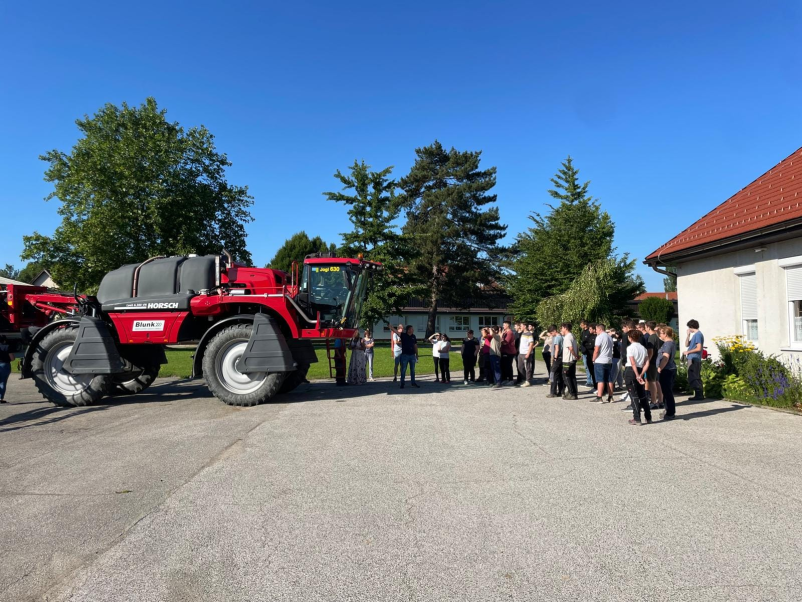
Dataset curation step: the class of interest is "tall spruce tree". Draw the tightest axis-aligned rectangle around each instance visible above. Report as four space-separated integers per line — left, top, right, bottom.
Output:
508 156 642 322
324 160 419 328
398 141 507 336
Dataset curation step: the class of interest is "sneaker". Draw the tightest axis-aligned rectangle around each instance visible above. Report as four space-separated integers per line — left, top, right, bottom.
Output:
464 380 469 385
594 397 603 403
628 419 642 426
660 411 675 420
521 382 531 387
621 405 633 411
546 394 558 398
542 382 550 387
649 403 659 410
492 384 503 389
411 383 420 388
400 384 405 389
606 395 614 403
645 418 653 424
565 395 578 400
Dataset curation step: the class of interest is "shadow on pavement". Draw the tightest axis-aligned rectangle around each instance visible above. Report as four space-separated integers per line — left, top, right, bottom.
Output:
285 379 475 403
0 380 205 433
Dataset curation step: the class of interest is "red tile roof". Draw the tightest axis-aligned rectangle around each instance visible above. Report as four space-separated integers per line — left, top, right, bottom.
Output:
634 292 678 301
647 147 802 261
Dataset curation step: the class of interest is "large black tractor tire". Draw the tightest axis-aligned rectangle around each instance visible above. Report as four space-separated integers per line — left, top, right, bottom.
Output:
110 364 161 396
201 323 286 407
30 327 112 407
279 362 310 394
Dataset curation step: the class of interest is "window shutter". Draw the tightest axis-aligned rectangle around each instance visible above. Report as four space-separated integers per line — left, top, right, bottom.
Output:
786 267 802 301
739 273 757 320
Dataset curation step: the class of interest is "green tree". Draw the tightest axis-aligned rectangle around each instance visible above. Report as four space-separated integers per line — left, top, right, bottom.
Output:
638 296 675 324
398 141 507 336
267 231 331 273
17 262 44 284
0 264 20 281
535 258 643 327
22 98 254 292
664 271 677 293
325 160 420 329
508 156 638 322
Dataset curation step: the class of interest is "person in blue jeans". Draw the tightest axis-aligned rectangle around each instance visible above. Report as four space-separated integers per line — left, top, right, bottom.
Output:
399 325 421 389
0 335 15 403
685 319 705 400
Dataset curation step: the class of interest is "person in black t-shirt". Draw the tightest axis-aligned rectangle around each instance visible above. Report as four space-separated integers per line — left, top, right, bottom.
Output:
0 335 15 403
461 330 480 384
398 326 420 389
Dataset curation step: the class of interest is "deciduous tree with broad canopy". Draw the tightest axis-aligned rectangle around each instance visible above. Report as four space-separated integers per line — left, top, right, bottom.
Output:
267 232 334 274
22 98 254 292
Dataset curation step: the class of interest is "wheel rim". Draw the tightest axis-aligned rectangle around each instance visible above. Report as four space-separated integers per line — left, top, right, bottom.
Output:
214 340 267 395
44 341 94 395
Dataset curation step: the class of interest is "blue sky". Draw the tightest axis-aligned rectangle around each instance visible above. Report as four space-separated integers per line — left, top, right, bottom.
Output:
1 0 800 290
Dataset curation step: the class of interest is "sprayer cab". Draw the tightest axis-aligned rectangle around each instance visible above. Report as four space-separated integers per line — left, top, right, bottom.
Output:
293 256 382 330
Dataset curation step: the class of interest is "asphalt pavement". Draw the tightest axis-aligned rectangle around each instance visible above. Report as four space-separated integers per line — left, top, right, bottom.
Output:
1 370 801 602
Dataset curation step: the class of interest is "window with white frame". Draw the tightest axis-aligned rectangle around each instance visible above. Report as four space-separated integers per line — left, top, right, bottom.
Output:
738 272 758 341
449 315 470 331
786 266 802 345
478 315 499 328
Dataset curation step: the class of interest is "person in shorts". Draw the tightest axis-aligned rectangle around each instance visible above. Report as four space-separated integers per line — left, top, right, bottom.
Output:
592 323 614 403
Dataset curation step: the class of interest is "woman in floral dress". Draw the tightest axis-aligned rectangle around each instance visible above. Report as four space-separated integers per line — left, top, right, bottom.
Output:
347 331 367 385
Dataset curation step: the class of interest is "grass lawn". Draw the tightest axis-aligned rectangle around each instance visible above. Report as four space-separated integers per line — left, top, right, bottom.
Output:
13 343 558 381
161 343 551 380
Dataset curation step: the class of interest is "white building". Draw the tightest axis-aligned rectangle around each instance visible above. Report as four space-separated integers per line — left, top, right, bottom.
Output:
371 295 510 341
645 146 802 359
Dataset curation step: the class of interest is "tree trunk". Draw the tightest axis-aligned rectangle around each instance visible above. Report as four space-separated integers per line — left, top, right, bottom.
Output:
426 265 439 338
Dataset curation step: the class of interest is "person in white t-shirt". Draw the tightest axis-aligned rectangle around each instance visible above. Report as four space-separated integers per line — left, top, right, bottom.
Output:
625 329 652 425
392 324 404 382
592 323 615 403
428 333 442 382
517 324 536 386
560 322 579 400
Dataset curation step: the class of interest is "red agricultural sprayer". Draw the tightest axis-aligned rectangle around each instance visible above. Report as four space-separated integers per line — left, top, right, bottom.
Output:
0 252 380 407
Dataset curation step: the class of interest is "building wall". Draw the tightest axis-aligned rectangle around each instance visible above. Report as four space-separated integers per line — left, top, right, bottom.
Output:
370 311 507 341
674 238 802 360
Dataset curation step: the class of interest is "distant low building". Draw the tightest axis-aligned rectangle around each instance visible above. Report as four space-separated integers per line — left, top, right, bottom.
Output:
371 293 510 340
627 292 679 330
0 276 29 289
32 269 58 288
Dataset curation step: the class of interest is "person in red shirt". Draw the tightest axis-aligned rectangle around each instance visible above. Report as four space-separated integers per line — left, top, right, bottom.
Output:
500 320 517 384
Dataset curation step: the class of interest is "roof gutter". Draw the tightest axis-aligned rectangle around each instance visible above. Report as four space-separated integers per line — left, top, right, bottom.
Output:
645 217 802 269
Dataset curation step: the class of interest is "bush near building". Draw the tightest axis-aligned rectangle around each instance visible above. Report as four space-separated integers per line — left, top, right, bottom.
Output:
674 336 802 410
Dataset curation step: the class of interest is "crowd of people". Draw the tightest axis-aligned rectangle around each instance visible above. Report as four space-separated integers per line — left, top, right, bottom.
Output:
339 317 706 426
